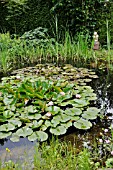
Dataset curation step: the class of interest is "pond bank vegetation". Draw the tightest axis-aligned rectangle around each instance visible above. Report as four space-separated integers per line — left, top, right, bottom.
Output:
0 134 113 170
0 30 113 75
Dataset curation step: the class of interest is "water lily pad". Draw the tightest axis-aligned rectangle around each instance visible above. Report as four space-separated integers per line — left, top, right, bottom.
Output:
0 132 12 139
74 118 92 129
32 120 44 129
25 105 37 113
10 134 20 142
0 123 15 132
61 114 71 122
51 118 60 127
50 125 66 135
73 99 89 106
28 131 48 142
0 65 99 141
65 108 82 116
82 107 100 120
82 112 98 120
3 97 13 105
61 121 72 128
3 110 14 118
85 107 100 114
16 126 33 137
8 119 22 127
46 106 61 115
40 125 48 131
45 120 51 127
27 113 41 120
0 115 7 122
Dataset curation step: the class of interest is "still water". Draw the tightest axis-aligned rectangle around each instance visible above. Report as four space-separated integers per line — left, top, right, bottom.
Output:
0 70 113 164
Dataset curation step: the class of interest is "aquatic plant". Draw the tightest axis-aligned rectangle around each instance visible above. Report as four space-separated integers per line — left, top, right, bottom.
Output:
0 64 100 142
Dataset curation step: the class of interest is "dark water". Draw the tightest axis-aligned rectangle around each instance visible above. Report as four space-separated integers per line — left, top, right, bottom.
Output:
61 71 113 148
0 69 113 163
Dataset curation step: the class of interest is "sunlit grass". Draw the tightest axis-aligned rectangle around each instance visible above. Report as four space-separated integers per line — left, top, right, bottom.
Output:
0 31 112 74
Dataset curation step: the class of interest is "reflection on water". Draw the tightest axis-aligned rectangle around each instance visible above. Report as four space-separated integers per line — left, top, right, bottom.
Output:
0 71 113 163
61 72 113 147
0 138 35 168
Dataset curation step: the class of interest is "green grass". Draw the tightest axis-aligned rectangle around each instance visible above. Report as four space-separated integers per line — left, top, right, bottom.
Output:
0 139 94 170
0 31 113 74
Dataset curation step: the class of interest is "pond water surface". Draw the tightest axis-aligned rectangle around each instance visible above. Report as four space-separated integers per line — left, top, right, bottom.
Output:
0 69 113 165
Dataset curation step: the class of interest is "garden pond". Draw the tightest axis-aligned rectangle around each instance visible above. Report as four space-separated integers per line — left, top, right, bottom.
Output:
0 63 113 163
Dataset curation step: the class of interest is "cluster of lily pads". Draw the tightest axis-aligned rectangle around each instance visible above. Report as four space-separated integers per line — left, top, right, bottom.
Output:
0 64 100 142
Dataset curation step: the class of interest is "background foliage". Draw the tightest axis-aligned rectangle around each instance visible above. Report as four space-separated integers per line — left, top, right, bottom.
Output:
0 0 113 45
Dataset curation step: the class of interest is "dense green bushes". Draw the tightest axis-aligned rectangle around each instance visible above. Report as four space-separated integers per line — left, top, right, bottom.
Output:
0 0 113 45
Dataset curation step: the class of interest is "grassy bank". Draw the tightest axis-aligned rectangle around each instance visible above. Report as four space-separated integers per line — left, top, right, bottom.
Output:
0 134 113 170
0 31 113 74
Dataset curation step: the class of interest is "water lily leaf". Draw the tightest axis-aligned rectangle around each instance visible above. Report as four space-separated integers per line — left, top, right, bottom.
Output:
61 114 71 122
25 105 37 113
84 79 92 82
82 107 100 120
45 120 51 127
28 131 48 142
88 96 97 101
0 115 7 122
27 113 41 120
40 125 47 131
16 126 33 137
32 120 44 129
0 123 15 132
19 117 31 123
3 97 13 105
36 131 48 141
71 116 80 121
50 125 66 135
51 119 60 127
5 105 16 111
82 112 98 120
85 107 100 114
73 99 89 106
59 101 70 106
0 132 12 139
74 118 92 129
65 108 82 116
10 134 20 142
57 94 72 102
61 121 72 129
8 119 22 127
0 106 4 112
3 110 14 118
46 106 61 115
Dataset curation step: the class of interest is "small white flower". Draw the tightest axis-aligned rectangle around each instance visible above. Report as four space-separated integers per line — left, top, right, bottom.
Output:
104 129 108 133
60 92 65 96
105 140 110 144
111 151 113 155
76 94 81 99
99 139 103 143
45 112 52 117
48 101 54 106
16 75 21 79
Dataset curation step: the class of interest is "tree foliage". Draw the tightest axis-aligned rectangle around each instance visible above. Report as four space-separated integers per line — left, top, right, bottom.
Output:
0 0 113 45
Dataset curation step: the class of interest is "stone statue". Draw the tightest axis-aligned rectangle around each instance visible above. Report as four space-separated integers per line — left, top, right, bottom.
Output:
93 32 99 50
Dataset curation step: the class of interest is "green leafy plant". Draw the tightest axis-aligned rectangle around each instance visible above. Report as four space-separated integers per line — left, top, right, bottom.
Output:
0 64 100 142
